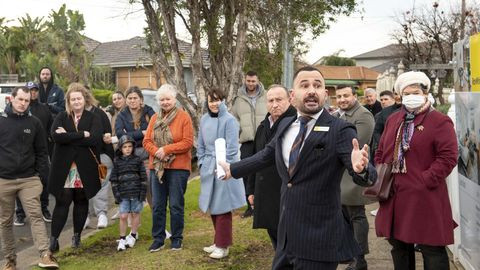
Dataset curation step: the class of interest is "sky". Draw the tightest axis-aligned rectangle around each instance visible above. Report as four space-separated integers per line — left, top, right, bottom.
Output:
0 0 468 64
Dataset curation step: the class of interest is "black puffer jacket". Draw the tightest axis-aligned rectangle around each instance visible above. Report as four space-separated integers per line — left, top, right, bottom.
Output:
110 136 147 202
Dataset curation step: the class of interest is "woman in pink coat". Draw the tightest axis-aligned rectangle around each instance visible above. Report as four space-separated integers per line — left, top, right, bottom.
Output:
374 71 458 270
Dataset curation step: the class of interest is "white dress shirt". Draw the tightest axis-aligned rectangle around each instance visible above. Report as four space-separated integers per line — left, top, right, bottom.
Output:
282 110 323 169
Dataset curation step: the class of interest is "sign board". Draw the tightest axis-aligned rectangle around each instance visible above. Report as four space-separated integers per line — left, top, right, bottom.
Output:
455 92 480 270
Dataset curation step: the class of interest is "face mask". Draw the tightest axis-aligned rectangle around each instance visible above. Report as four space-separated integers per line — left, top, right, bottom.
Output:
402 94 426 110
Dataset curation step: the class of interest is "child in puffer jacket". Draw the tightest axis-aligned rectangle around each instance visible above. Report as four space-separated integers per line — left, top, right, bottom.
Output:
110 135 147 251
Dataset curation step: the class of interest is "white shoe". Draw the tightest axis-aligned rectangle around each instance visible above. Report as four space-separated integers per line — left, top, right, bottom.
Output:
117 239 127 251
97 214 108 229
83 217 91 229
370 209 378 216
165 230 171 240
209 247 229 259
203 244 216 253
111 210 120 220
126 234 137 248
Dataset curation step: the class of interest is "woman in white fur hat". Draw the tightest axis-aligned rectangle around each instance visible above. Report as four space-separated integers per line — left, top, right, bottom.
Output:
374 71 458 270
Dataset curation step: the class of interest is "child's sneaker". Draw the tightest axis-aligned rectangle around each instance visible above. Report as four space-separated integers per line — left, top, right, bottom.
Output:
126 234 137 248
117 239 127 251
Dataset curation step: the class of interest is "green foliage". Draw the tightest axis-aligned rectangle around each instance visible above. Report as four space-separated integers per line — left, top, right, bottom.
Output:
243 47 282 87
434 103 451 115
0 5 91 85
319 50 356 66
93 89 113 108
320 55 356 66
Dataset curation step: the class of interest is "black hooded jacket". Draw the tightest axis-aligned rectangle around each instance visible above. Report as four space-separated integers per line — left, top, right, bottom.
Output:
110 136 148 202
38 67 65 115
0 104 49 179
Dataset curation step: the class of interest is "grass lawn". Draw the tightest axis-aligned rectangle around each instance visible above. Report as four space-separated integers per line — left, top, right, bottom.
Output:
37 178 274 270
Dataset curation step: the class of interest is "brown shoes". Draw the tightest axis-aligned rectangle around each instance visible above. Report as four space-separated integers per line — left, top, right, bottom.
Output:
38 251 59 269
3 260 16 270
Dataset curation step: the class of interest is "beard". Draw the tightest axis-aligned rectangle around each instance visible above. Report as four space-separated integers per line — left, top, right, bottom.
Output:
297 95 323 115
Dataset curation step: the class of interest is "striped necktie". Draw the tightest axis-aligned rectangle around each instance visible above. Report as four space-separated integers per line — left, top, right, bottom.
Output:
288 116 311 177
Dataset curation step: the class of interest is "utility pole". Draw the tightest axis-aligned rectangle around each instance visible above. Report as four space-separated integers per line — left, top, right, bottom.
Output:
281 6 293 89
460 0 466 40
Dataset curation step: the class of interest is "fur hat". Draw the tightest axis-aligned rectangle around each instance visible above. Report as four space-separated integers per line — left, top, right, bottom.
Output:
394 71 431 95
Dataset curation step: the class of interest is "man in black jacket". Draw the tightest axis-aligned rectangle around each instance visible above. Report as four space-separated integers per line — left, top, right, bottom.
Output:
363 88 382 116
0 86 59 269
247 84 296 250
38 67 65 116
14 82 54 226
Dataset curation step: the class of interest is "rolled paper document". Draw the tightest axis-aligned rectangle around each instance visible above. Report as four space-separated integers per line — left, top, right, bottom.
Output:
215 138 226 180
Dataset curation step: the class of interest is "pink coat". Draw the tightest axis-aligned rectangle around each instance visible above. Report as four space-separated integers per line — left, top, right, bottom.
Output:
374 107 458 246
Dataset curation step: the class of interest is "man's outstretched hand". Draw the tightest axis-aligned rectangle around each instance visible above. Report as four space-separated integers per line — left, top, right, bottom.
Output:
351 138 369 173
218 160 232 180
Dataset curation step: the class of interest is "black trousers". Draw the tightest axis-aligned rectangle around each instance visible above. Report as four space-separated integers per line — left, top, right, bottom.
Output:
16 175 50 218
388 238 450 270
267 228 278 250
51 188 89 237
342 205 369 254
240 141 254 211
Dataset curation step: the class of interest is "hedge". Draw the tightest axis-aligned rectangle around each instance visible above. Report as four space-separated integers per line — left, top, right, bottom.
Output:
93 89 113 108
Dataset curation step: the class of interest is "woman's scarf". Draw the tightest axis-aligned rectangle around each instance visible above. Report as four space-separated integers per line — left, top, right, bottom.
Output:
152 106 178 181
392 100 431 173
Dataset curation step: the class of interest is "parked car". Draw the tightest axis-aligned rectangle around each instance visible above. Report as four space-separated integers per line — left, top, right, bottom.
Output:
0 83 25 111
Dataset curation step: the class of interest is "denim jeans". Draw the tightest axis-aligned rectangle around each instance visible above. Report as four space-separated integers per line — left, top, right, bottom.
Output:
150 169 189 244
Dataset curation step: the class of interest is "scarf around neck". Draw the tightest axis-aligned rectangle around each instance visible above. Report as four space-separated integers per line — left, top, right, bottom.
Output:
152 107 178 181
392 100 432 173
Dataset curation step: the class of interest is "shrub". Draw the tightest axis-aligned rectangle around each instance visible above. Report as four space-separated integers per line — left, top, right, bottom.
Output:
93 89 113 108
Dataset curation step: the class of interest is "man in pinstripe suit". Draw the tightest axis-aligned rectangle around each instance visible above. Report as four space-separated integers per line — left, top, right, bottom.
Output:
220 66 376 270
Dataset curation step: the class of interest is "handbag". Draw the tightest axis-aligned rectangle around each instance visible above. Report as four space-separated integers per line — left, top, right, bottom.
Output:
362 163 394 201
89 148 108 184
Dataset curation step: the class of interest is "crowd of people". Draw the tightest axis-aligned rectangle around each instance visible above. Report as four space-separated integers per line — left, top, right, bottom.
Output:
0 65 458 270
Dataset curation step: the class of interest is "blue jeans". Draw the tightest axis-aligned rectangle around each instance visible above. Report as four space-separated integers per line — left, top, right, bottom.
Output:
119 198 144 213
150 169 189 244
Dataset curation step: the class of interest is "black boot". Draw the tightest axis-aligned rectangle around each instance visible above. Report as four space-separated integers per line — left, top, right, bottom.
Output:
72 233 81 248
346 255 368 270
49 237 59 253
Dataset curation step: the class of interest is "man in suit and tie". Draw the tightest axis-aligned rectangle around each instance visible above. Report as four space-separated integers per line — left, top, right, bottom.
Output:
220 66 376 270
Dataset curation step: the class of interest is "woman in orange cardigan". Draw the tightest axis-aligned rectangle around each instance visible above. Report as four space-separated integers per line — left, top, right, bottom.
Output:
143 84 194 252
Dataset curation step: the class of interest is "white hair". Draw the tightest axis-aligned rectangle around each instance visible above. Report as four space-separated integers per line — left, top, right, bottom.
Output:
364 88 376 96
156 84 177 102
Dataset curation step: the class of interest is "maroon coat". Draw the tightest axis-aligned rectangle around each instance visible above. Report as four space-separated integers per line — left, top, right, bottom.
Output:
374 107 458 246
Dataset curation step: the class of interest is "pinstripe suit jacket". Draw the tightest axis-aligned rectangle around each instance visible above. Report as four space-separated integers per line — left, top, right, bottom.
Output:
231 109 376 262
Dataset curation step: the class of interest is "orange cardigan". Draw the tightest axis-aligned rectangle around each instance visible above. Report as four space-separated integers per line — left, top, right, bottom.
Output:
143 109 194 172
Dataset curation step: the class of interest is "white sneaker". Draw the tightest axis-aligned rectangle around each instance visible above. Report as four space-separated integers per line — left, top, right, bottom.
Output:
83 217 91 229
97 214 108 229
370 209 378 216
209 247 229 259
165 230 171 240
203 244 216 253
117 239 127 251
126 234 137 248
111 210 120 220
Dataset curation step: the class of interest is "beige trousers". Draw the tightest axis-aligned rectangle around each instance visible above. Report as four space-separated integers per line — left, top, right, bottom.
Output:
0 176 49 262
